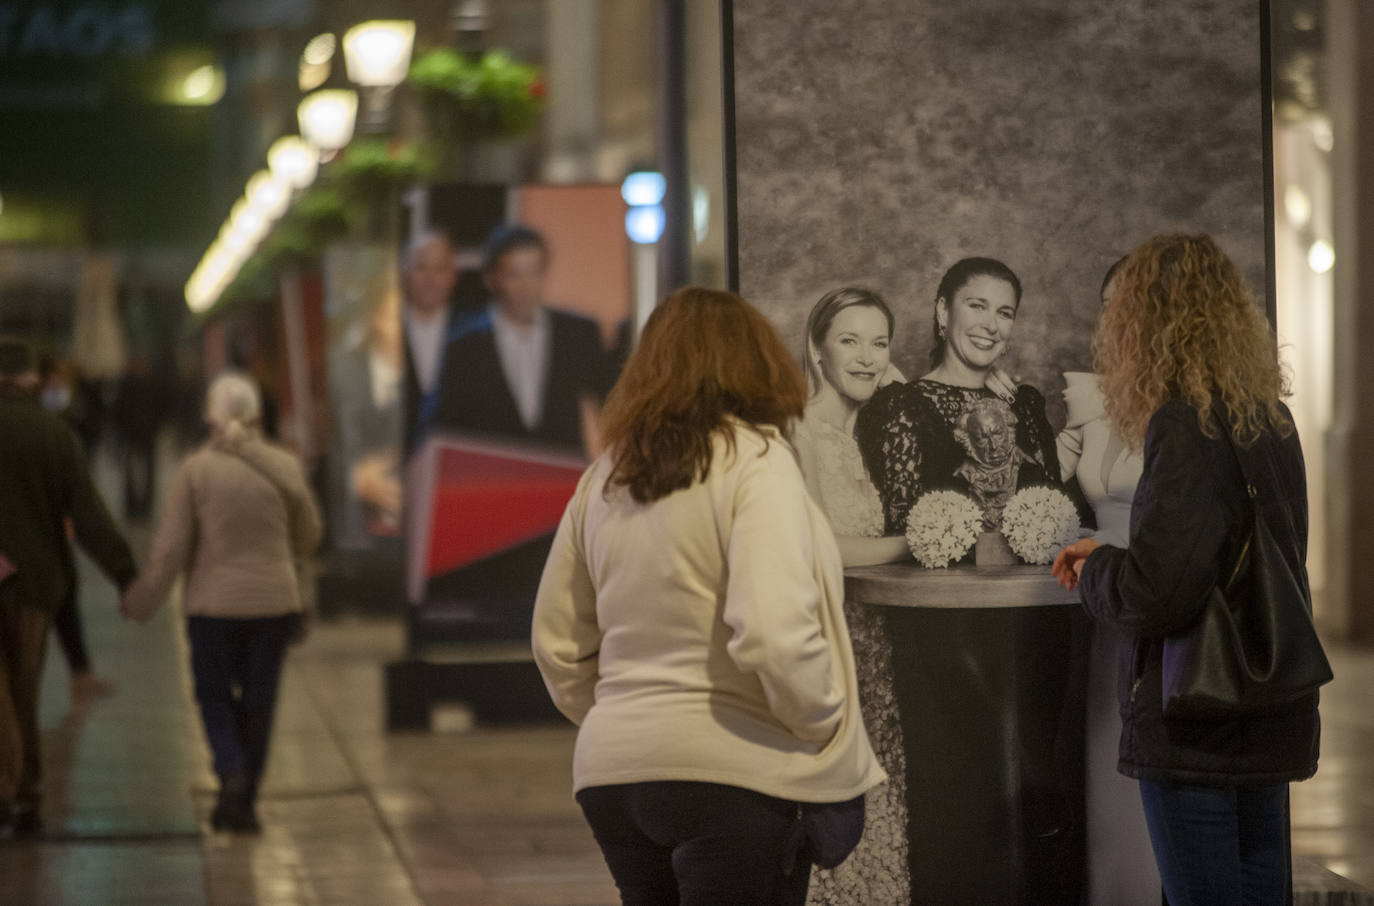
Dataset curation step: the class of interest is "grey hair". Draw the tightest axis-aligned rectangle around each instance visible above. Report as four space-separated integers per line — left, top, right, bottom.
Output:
403 230 456 273
205 371 262 431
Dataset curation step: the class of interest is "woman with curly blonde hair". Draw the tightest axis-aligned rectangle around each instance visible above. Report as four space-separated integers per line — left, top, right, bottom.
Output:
1053 234 1318 906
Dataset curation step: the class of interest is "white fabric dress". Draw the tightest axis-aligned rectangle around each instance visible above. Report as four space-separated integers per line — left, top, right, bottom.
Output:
1057 372 1160 906
793 415 911 906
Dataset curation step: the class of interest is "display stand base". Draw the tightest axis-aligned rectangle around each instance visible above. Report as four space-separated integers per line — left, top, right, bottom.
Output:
384 599 562 731
384 647 562 730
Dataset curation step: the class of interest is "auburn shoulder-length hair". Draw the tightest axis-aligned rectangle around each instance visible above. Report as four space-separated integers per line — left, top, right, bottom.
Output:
599 287 807 503
1093 233 1292 450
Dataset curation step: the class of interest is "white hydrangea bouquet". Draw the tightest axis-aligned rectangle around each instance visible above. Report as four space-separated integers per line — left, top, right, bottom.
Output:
1000 486 1081 565
904 490 983 568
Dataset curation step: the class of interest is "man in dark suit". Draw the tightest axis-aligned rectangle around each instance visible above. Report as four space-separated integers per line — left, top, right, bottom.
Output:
0 337 136 838
426 225 612 457
403 231 462 456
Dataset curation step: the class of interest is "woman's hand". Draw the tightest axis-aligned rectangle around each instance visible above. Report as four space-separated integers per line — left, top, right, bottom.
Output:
1051 538 1100 591
350 451 403 517
985 366 1019 403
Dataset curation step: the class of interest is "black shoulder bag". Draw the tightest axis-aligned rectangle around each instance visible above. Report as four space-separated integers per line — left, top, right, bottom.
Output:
1160 406 1333 719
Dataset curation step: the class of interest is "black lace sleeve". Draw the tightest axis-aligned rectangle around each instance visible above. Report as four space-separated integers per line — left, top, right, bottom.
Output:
856 383 942 535
1011 384 1062 486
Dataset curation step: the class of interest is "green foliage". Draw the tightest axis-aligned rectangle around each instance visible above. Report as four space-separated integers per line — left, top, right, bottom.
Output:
333 139 428 203
407 49 545 141
260 186 353 267
197 142 430 319
212 250 276 313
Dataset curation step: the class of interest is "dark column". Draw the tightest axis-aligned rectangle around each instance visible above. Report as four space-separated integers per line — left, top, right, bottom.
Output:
656 0 691 296
1324 0 1374 642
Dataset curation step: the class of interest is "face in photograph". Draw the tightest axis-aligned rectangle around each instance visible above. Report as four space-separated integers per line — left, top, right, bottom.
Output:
937 275 1019 372
406 236 458 319
487 245 548 323
818 305 891 404
959 402 1017 468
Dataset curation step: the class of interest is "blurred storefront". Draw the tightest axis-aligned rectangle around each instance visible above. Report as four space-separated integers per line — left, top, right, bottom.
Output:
1 1 1372 645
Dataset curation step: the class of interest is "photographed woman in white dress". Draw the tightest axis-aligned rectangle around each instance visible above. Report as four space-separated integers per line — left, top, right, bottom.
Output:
792 287 910 905
1056 261 1160 905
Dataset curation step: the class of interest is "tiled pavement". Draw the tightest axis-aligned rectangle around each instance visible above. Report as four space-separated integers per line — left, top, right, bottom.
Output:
5 554 1372 905
0 546 618 906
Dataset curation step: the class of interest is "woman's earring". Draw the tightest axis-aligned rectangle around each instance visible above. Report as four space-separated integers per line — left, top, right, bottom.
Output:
937 324 946 339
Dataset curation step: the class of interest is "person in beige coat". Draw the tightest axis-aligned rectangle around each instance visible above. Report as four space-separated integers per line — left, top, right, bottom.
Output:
533 288 885 905
121 372 321 833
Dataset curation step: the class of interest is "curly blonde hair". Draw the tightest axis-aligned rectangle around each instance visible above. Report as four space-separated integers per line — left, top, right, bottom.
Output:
1093 233 1291 450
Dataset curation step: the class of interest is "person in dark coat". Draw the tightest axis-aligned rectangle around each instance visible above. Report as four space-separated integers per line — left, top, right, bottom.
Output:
425 225 613 457
1053 234 1318 906
401 230 462 457
0 337 137 838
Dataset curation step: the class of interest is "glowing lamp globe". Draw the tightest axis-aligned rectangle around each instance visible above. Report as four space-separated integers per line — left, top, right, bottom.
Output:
342 21 415 88
268 136 318 190
297 90 357 153
246 170 291 221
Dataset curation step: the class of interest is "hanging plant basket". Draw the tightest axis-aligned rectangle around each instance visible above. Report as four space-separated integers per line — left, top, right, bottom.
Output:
407 49 546 145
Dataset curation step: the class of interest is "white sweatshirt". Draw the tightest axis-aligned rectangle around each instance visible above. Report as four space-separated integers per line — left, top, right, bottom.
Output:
532 421 885 804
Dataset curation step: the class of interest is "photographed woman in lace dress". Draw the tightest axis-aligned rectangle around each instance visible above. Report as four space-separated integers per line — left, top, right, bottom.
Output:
792 287 909 905
854 258 1062 535
853 258 1077 898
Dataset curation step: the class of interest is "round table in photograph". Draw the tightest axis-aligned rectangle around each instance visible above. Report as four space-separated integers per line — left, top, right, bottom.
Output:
844 563 1091 905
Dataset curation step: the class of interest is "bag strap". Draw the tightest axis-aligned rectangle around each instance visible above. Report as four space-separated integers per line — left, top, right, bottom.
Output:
219 439 299 520
1207 397 1259 504
1207 397 1259 594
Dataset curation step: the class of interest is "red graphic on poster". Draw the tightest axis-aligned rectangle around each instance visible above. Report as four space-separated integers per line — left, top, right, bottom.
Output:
407 435 586 602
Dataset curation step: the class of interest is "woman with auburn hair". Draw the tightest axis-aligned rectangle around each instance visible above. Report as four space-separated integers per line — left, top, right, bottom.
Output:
1054 234 1319 906
533 287 885 905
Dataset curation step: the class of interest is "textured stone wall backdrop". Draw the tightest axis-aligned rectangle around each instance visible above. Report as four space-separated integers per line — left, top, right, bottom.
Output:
732 0 1268 430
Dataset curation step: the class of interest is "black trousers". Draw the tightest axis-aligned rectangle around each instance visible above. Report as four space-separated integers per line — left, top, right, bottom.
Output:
186 614 295 799
576 781 810 906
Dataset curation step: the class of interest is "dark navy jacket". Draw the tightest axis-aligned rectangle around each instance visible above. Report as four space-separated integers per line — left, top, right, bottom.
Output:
424 307 611 455
1078 397 1320 786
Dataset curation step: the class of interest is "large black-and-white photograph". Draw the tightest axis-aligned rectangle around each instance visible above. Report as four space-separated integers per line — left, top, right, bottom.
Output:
732 0 1271 902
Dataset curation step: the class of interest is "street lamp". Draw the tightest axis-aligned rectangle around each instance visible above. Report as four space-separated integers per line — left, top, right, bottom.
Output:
297 89 357 156
342 20 415 132
246 170 292 221
299 32 336 92
268 136 319 190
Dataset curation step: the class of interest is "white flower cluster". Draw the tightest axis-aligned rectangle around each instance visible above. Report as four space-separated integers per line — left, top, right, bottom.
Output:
904 490 982 568
1001 486 1081 565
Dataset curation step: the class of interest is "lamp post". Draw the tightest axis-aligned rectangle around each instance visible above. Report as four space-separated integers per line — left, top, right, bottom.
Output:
342 20 415 133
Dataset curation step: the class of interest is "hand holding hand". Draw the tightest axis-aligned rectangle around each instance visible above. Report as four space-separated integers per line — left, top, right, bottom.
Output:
118 584 155 623
1051 538 1100 591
